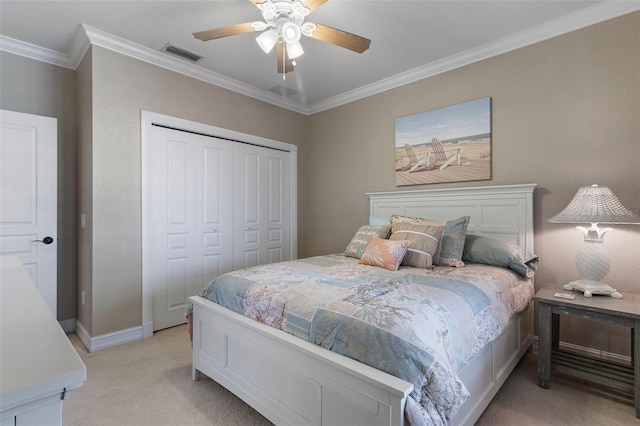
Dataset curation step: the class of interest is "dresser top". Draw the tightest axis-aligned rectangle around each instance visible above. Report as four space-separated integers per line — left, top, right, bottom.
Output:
1 256 86 410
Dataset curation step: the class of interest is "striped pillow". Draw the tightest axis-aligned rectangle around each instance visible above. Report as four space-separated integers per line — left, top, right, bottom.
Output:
391 214 469 267
389 221 445 268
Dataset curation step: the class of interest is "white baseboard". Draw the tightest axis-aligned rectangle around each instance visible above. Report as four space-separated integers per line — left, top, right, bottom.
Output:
75 321 91 351
75 321 144 352
142 321 154 339
533 336 631 364
70 324 630 362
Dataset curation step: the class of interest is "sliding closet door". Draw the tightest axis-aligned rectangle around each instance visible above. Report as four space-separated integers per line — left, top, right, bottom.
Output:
234 144 290 269
146 126 233 331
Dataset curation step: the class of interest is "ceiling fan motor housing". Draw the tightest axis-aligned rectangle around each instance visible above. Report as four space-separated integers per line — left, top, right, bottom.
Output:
260 1 309 28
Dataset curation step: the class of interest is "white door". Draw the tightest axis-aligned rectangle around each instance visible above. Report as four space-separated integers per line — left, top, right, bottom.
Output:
146 125 233 331
234 144 290 269
0 110 57 316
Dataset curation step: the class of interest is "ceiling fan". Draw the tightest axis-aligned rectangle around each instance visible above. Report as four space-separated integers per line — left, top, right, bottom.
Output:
193 0 371 77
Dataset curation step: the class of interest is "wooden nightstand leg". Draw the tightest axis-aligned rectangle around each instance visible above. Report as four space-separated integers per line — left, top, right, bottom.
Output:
634 320 639 419
538 302 552 389
632 326 635 367
552 313 560 349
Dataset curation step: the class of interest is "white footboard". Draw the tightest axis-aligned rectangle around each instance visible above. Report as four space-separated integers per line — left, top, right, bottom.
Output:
190 295 413 426
190 296 532 426
452 302 534 425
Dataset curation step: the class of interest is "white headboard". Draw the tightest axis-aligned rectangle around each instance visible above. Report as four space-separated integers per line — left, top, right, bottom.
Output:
368 184 536 254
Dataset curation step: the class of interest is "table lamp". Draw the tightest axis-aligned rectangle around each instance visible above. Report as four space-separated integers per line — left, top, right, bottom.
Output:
548 184 640 298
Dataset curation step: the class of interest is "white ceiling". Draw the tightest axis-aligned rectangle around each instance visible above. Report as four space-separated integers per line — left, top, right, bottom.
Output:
1 1 638 114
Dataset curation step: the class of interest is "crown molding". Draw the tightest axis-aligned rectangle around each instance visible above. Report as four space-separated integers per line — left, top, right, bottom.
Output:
307 1 640 114
0 35 76 69
1 2 638 115
68 25 92 69
81 25 308 114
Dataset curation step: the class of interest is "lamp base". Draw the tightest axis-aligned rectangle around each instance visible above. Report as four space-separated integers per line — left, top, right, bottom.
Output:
564 280 622 298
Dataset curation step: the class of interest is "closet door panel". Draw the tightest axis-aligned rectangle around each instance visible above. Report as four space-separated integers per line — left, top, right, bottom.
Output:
150 130 198 330
266 154 289 264
148 126 233 331
234 144 289 269
234 149 261 269
200 142 234 286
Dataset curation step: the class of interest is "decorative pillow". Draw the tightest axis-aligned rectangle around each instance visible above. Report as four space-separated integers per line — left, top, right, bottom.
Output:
369 216 391 226
437 216 470 267
389 221 445 268
391 214 469 267
390 214 422 225
359 237 411 271
345 225 392 259
462 235 539 278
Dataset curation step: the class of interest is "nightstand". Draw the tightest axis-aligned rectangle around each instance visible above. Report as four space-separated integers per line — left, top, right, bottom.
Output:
534 285 640 419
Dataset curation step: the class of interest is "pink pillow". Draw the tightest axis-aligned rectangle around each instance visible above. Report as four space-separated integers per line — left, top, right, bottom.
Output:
359 237 411 271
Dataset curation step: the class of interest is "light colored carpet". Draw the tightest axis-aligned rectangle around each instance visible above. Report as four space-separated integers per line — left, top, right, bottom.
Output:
64 325 637 425
475 349 637 425
64 325 271 426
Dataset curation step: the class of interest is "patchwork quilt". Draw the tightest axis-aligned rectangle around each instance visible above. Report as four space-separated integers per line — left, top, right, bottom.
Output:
198 254 534 425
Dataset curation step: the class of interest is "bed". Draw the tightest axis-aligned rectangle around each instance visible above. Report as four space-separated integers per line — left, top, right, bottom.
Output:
189 183 537 426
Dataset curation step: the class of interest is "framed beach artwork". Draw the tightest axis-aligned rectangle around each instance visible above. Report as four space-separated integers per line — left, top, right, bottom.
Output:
395 97 492 186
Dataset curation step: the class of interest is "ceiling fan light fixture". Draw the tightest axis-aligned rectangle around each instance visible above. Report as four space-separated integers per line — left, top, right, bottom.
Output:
301 22 317 37
251 21 268 31
286 41 304 59
258 1 276 13
256 29 279 54
291 1 310 17
281 21 301 44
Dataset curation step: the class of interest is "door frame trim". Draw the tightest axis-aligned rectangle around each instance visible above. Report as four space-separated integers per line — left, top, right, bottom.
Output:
141 110 298 337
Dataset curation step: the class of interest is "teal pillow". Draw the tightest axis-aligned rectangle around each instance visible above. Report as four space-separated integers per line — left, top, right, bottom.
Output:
462 235 538 278
369 216 391 226
436 216 470 267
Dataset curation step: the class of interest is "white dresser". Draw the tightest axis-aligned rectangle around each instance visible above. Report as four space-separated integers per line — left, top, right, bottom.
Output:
1 256 86 425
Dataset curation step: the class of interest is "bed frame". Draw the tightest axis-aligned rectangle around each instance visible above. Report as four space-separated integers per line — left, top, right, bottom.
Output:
190 183 536 426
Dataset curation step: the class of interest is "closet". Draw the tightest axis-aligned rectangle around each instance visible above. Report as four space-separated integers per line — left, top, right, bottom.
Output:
143 120 294 331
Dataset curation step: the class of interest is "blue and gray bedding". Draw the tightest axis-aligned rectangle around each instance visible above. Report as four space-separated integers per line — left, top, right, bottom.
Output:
197 254 534 425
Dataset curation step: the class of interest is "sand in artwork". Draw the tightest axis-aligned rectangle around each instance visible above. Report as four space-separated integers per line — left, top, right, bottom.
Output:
394 141 491 186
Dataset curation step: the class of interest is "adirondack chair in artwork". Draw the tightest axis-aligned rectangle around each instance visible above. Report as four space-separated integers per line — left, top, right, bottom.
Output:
424 138 462 171
395 143 427 171
398 140 464 173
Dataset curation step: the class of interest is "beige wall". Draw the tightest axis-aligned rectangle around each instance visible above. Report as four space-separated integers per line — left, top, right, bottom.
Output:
1 12 637 356
306 12 640 355
85 46 308 336
0 51 79 323
76 49 93 332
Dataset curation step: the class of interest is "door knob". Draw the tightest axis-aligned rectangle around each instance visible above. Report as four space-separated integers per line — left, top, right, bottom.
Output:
32 236 54 245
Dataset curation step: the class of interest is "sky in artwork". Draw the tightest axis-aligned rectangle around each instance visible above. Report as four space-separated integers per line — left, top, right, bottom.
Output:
395 97 491 148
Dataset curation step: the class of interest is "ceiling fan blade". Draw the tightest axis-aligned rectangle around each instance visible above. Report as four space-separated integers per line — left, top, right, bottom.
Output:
276 43 294 74
193 23 257 41
303 0 330 12
310 24 371 53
